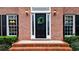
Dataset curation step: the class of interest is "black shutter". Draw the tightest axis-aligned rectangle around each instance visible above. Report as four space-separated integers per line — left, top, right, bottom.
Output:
2 15 7 36
0 15 1 36
63 15 65 38
17 15 19 36
75 15 79 35
63 15 65 35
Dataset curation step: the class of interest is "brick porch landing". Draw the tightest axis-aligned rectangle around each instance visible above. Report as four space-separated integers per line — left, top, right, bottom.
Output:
9 40 72 51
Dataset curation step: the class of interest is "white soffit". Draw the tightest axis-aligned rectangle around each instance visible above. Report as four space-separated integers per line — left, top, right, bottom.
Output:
31 7 51 13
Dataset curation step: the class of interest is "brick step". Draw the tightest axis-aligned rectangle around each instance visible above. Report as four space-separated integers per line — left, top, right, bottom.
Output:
12 43 69 47
9 40 72 51
9 47 72 51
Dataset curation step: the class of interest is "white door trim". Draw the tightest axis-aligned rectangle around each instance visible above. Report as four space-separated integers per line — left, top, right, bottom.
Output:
31 7 51 39
31 13 51 39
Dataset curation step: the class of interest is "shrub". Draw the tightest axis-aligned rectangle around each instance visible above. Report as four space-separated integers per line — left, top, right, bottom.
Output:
64 36 79 44
0 36 17 51
64 36 79 51
0 36 17 44
70 42 79 51
0 44 11 51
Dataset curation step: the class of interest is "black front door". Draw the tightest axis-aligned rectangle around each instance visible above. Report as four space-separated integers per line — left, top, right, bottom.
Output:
35 13 46 38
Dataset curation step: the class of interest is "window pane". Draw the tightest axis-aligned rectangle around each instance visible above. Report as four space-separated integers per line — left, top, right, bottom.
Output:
8 15 17 36
47 14 50 35
32 14 34 35
64 15 73 35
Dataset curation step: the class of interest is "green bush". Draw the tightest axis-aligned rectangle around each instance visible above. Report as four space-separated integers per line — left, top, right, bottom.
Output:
0 45 11 51
64 36 79 44
0 36 17 44
0 36 17 51
70 42 79 51
64 36 79 51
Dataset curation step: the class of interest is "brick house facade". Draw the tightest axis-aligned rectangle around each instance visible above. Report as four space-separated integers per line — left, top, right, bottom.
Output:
0 7 79 41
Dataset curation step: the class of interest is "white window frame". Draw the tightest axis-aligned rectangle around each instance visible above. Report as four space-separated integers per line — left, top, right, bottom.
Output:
31 7 51 39
7 15 17 36
64 15 75 37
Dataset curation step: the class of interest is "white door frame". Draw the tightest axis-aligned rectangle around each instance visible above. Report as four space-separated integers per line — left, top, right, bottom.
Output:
31 7 51 39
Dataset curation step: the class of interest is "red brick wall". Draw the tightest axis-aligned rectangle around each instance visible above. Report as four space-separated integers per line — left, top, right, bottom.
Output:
51 7 64 40
18 7 79 40
0 7 79 40
18 7 30 40
0 7 31 40
0 7 18 14
64 7 79 14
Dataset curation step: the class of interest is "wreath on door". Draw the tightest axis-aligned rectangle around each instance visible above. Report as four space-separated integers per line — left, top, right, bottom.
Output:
37 17 44 24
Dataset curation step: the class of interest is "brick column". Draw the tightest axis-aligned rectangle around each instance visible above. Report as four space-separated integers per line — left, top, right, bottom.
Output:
18 7 31 40
51 7 64 40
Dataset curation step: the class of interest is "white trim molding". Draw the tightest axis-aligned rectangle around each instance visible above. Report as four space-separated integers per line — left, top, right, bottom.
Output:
31 7 51 39
31 7 51 13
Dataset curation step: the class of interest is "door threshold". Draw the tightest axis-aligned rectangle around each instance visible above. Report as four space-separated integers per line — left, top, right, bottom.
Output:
31 39 51 41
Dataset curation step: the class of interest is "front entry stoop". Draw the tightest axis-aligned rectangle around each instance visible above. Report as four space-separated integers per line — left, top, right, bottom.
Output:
9 40 72 51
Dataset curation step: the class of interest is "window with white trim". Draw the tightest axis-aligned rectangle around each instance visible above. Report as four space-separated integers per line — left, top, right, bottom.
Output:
64 15 75 36
7 15 17 36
